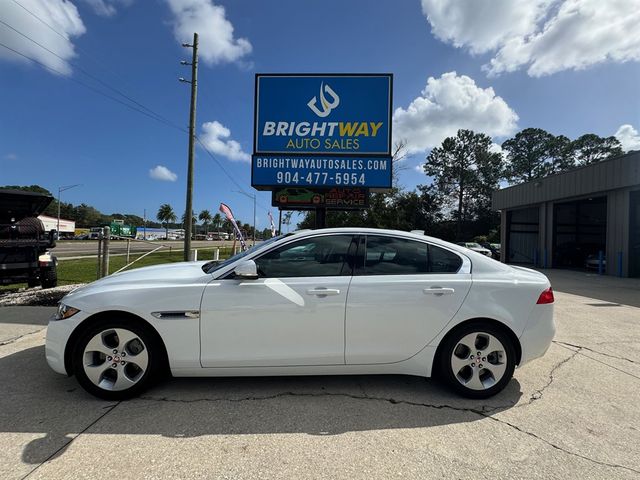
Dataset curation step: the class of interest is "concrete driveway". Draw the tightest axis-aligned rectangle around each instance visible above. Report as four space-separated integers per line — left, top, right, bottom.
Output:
0 272 639 479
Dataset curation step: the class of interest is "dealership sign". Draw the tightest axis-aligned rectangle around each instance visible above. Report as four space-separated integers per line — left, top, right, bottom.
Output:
272 187 369 210
252 74 393 190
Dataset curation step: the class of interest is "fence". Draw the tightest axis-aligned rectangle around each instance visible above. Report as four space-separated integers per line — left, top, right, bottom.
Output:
95 226 230 279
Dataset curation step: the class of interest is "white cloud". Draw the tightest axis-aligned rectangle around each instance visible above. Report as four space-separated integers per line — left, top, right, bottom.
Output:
422 0 640 77
421 0 550 55
200 121 250 162
489 142 505 156
0 0 86 75
149 165 178 182
82 0 132 17
4 153 18 161
392 72 518 154
615 124 640 152
165 0 251 66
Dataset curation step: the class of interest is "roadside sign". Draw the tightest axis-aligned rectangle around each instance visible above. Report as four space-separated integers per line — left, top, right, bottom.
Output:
272 187 369 210
252 74 393 190
252 154 391 189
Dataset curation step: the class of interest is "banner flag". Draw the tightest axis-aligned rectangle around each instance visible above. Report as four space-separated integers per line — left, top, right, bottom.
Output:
268 211 276 237
219 203 247 251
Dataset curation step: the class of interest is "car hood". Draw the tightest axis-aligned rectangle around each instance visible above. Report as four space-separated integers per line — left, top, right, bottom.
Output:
62 261 212 303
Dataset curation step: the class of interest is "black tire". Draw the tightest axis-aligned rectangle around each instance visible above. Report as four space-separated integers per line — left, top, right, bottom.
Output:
72 318 164 400
438 322 516 399
40 267 57 289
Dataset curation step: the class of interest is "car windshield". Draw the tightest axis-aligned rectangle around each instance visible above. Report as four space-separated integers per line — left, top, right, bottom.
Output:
467 243 483 248
201 234 287 274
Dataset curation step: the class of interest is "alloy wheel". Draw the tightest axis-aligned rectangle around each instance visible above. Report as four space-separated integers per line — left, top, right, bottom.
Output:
450 332 507 390
82 328 149 391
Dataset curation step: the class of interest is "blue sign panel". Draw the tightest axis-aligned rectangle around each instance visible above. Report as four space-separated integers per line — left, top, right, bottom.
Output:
254 74 392 156
252 154 392 189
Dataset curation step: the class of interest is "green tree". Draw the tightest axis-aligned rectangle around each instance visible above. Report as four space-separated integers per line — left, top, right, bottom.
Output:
198 209 212 234
157 204 177 239
571 134 623 165
502 128 555 184
424 129 503 241
211 212 222 231
547 134 575 173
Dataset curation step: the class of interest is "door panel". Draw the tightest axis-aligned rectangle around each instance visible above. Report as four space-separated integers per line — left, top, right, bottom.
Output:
345 235 471 364
200 234 355 367
200 276 350 367
346 274 470 364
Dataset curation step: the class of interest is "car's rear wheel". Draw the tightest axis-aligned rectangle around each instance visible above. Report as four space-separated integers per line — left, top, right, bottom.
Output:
72 320 162 400
438 322 516 399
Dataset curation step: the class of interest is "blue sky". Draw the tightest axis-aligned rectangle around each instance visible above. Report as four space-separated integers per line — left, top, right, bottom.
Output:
1 0 639 228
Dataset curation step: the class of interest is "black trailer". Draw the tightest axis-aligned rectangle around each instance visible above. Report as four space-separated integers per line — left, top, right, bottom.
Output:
0 189 58 288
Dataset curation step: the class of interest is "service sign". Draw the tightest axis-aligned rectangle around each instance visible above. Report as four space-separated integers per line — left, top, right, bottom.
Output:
272 187 369 210
252 74 393 190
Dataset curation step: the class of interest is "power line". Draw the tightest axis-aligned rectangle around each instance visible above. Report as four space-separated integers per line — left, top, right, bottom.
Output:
9 0 147 96
4 3 266 212
194 135 271 213
0 41 186 132
0 17 185 132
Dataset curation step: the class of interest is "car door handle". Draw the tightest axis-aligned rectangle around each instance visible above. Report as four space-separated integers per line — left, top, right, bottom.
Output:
306 288 340 296
423 287 455 296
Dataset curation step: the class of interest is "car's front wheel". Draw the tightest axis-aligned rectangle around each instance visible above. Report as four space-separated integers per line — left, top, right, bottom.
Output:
72 320 163 400
439 323 516 399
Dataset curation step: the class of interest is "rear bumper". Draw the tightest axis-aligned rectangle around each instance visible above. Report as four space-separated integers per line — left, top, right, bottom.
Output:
518 304 555 366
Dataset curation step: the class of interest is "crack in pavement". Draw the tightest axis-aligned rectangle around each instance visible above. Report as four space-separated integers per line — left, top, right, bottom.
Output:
554 340 639 365
520 349 580 406
137 390 639 474
554 342 640 381
0 327 46 347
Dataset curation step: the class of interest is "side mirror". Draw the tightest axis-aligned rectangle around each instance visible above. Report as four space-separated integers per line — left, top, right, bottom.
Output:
233 260 259 280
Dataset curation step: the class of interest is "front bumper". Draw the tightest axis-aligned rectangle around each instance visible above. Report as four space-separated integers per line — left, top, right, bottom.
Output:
45 312 88 375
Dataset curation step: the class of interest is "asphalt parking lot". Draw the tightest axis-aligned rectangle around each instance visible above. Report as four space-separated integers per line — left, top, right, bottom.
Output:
1 270 639 479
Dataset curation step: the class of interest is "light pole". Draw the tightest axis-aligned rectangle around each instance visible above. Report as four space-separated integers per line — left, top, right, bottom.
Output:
234 190 256 246
57 184 81 239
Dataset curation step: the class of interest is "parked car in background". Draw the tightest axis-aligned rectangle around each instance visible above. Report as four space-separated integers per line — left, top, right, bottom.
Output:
480 242 501 260
457 242 492 257
47 228 555 401
585 254 606 271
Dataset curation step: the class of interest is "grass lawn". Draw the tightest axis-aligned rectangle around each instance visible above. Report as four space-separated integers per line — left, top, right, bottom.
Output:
0 247 234 291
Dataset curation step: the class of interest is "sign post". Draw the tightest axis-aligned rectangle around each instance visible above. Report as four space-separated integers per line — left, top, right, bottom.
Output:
252 74 393 227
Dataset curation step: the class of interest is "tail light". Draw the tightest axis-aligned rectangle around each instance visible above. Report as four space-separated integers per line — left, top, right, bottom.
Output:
536 287 554 304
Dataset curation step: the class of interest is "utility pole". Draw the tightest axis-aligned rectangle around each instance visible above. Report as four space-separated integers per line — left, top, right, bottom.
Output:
179 32 198 261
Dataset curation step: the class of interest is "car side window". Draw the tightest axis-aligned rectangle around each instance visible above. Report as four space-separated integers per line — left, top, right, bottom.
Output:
428 244 463 273
356 236 462 275
254 235 355 278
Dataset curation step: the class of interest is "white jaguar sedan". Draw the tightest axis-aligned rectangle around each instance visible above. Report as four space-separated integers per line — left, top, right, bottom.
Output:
46 228 555 400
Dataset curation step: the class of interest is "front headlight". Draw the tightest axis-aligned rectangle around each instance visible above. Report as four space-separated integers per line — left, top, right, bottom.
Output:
55 303 80 320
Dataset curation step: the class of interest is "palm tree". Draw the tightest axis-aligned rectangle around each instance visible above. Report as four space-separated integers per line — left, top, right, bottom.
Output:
199 210 212 235
211 212 222 232
157 204 177 240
